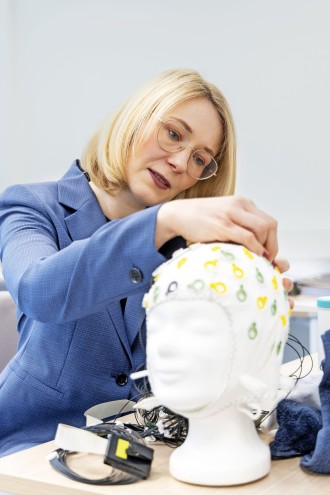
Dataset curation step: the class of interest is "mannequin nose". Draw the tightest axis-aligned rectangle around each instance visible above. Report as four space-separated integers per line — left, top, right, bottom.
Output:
155 327 177 359
157 336 175 359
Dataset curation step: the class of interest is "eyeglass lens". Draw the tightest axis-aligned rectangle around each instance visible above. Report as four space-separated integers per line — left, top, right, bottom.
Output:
157 120 218 180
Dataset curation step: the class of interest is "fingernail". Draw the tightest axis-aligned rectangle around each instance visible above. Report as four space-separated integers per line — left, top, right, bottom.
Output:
262 251 269 260
263 251 277 268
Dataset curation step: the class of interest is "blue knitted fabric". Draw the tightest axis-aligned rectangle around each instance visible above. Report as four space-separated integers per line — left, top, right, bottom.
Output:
300 329 330 474
270 399 322 459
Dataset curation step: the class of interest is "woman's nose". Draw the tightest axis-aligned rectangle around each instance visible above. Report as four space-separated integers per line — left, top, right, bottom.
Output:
167 147 191 173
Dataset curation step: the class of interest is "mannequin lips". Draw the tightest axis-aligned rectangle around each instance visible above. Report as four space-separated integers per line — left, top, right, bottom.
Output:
148 169 171 190
153 368 184 384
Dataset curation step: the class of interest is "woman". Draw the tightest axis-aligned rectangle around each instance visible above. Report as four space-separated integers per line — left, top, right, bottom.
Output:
0 69 291 456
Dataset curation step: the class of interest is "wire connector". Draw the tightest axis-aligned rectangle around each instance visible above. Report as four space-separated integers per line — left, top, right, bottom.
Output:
104 430 154 479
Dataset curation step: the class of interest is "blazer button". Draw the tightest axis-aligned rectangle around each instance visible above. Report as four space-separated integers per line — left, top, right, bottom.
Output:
116 373 128 386
129 267 143 283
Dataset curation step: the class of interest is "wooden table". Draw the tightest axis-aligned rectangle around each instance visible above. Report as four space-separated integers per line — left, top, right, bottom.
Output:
0 434 329 495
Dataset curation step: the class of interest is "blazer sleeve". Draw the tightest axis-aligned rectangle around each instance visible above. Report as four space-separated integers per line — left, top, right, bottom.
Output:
0 184 168 324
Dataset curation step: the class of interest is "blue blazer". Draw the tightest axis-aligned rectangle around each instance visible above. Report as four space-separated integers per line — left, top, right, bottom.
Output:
0 161 184 457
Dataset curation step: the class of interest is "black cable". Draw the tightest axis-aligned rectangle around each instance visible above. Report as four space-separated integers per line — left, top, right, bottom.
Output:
48 449 137 485
258 333 315 427
285 334 314 379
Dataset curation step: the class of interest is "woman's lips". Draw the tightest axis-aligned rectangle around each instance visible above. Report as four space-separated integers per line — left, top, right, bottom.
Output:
148 169 171 190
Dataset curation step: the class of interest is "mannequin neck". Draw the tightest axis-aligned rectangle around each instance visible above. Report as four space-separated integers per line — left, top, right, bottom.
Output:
169 406 270 486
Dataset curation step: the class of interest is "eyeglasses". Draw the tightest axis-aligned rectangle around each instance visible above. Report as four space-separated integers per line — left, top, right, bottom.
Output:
157 119 218 180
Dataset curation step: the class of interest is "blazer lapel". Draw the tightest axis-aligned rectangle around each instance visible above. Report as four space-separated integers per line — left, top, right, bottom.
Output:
57 162 133 364
58 162 107 241
124 293 146 347
108 303 133 365
64 199 106 241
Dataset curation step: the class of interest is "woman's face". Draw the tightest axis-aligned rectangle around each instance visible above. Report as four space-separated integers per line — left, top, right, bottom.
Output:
125 97 223 208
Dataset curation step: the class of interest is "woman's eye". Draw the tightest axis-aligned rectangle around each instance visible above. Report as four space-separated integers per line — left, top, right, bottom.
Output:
193 154 205 167
168 129 180 142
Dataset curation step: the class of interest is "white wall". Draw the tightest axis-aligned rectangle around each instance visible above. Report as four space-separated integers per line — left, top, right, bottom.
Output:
1 0 330 270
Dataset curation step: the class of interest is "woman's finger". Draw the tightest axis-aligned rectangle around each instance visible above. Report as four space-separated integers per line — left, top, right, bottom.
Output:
213 221 266 257
274 258 290 274
282 277 294 293
229 200 278 259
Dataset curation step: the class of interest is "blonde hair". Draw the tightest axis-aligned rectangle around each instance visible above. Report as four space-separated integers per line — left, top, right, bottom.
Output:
81 69 236 199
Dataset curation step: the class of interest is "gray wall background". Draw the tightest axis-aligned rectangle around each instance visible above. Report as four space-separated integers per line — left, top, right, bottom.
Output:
1 0 330 273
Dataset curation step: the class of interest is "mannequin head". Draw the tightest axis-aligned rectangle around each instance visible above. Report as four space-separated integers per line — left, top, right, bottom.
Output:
144 242 290 418
142 242 290 485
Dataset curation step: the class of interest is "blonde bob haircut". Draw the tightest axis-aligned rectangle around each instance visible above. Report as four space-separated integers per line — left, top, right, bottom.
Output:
81 69 236 199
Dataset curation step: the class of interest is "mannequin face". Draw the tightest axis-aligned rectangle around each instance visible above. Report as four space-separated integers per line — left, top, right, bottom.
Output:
146 300 231 413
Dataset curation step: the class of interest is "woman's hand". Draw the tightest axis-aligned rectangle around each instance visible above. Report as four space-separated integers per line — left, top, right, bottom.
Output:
273 257 294 310
156 196 278 260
